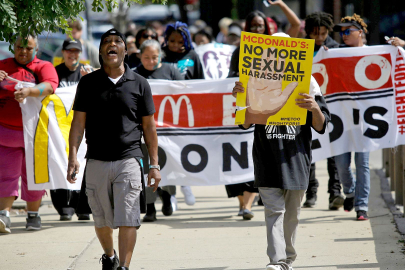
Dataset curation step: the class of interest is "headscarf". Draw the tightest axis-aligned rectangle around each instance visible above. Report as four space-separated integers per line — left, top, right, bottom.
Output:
163 21 194 51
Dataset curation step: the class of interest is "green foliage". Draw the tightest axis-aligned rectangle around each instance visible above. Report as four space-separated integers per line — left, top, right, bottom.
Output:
0 0 167 47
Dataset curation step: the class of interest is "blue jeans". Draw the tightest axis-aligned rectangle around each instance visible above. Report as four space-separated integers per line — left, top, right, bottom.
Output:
334 152 370 211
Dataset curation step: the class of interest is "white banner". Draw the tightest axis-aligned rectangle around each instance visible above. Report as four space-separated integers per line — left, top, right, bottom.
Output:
23 78 255 190
139 78 255 186
311 45 405 162
23 46 405 190
195 43 236 80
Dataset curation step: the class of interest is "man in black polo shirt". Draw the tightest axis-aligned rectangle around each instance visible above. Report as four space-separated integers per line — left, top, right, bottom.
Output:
67 29 161 270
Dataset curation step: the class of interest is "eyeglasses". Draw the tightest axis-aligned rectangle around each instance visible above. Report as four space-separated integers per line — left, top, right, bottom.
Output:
250 25 265 31
339 29 359 37
142 33 157 39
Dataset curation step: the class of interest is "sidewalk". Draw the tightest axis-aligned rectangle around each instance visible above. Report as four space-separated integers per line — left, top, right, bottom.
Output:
1 150 405 270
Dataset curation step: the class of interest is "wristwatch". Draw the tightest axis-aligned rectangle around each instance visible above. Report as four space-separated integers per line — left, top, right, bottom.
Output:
149 165 160 171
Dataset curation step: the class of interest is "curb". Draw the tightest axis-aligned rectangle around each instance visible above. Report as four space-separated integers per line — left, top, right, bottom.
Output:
376 169 405 239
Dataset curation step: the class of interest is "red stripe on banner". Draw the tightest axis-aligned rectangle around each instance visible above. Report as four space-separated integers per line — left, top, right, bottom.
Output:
314 53 393 95
153 93 233 128
394 49 405 134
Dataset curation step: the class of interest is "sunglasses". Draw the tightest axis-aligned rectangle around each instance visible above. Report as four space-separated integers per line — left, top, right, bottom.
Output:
339 29 359 37
142 33 157 39
250 25 265 31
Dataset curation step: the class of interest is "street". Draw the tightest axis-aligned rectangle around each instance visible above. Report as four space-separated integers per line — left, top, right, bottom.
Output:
1 150 404 270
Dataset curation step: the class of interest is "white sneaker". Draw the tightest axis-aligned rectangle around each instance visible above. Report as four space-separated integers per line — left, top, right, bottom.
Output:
181 186 195 205
171 195 178 212
266 264 283 270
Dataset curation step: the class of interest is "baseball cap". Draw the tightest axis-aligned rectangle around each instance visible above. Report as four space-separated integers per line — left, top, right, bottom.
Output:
99 28 127 51
333 20 363 32
228 25 242 37
62 38 82 51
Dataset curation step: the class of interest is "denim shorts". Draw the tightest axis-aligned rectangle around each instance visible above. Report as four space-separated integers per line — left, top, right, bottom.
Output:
85 158 142 229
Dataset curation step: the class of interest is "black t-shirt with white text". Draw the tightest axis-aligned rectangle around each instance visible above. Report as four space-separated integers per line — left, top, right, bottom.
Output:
55 63 84 87
73 64 156 161
162 48 205 80
250 95 330 190
134 63 183 80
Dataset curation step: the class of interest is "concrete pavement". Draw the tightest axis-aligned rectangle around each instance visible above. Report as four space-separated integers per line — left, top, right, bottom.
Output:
1 150 405 270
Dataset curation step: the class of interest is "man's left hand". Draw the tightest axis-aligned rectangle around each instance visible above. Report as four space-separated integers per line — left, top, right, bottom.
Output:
295 93 319 112
14 87 31 103
148 168 161 192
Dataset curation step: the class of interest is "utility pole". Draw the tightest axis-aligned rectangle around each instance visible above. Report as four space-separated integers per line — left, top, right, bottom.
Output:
300 0 307 19
333 0 342 42
177 0 189 24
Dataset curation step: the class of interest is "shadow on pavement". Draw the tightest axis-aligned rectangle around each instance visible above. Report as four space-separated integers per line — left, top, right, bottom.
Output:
368 169 405 269
0 219 94 235
143 215 265 229
293 263 380 268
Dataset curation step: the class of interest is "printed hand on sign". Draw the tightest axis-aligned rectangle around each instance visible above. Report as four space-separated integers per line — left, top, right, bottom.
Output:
245 47 298 124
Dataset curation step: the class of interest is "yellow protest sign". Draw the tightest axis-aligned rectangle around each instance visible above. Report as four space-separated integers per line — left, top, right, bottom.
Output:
235 32 314 126
53 56 90 67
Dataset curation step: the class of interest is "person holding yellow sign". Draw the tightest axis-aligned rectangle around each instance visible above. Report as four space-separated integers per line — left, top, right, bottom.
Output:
225 6 301 220
232 32 330 270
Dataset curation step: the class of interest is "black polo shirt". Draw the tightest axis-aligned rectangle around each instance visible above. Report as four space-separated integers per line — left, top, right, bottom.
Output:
73 64 155 161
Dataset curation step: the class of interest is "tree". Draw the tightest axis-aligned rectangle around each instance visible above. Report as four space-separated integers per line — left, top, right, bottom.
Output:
0 0 166 47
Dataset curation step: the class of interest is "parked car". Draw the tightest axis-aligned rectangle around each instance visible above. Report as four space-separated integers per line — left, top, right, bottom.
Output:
0 32 65 63
90 24 114 47
0 41 13 60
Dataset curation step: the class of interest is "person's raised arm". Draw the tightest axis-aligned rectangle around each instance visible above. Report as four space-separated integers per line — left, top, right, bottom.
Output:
271 0 301 38
67 111 86 183
142 114 161 192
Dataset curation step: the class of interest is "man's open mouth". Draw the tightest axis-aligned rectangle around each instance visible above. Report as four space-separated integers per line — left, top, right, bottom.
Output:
107 49 117 55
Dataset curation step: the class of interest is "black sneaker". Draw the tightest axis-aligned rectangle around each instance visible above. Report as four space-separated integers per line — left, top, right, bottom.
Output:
143 212 157 222
100 250 119 270
143 203 157 222
77 214 91 220
356 210 369 221
26 214 41 231
0 214 11 233
343 197 355 212
303 194 317 208
160 191 173 216
60 215 72 221
329 194 344 210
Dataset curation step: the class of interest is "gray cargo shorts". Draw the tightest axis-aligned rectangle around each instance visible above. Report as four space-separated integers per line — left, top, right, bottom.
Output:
85 158 142 229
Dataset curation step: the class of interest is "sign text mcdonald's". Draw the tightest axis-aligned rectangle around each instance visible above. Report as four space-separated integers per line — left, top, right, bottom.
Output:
154 93 236 128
